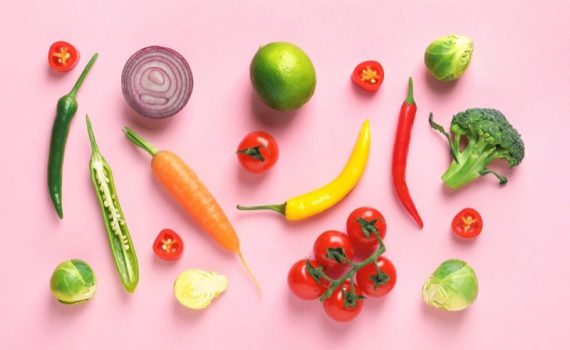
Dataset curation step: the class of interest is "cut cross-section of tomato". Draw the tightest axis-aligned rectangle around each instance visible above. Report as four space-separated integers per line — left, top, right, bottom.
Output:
452 208 483 239
153 229 184 260
48 41 79 72
351 60 384 92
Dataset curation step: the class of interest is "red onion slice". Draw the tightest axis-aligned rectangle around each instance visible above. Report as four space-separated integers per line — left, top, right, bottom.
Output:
122 46 193 118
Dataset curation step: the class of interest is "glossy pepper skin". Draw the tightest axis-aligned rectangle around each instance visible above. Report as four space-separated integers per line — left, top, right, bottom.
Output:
48 53 98 218
392 77 423 228
237 120 370 220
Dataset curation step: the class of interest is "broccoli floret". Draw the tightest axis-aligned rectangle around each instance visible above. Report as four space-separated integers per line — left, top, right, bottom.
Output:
429 108 525 189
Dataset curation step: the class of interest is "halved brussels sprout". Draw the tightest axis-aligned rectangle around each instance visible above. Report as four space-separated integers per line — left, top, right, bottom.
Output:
50 259 96 304
422 259 478 311
424 34 474 81
174 269 228 310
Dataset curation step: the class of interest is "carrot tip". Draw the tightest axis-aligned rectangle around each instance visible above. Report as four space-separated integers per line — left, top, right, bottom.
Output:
237 252 262 296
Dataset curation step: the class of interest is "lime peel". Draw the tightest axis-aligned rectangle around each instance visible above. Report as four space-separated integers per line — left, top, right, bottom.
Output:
174 269 228 310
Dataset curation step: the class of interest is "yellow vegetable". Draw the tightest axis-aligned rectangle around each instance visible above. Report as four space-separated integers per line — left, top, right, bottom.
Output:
237 120 370 220
174 269 228 310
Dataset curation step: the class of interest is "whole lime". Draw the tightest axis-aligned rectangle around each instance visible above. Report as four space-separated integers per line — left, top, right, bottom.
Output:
250 42 316 111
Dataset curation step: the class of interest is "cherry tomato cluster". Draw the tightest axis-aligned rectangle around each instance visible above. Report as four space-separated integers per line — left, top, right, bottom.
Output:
288 207 396 322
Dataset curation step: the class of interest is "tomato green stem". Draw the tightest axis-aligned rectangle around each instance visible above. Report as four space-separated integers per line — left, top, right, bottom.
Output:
314 232 386 302
70 53 98 97
236 203 286 215
237 146 265 161
122 127 158 156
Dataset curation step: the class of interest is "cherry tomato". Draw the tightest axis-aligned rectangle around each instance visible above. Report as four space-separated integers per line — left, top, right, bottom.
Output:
237 131 279 173
288 259 328 300
351 60 384 93
313 231 354 270
452 208 483 239
48 41 79 72
323 281 364 322
356 256 397 297
346 207 387 250
153 229 184 260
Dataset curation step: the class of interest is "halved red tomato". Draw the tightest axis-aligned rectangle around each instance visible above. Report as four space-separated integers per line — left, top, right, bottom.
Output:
351 60 384 92
48 41 79 72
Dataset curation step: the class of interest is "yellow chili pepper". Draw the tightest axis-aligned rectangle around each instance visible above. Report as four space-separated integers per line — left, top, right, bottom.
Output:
237 120 370 220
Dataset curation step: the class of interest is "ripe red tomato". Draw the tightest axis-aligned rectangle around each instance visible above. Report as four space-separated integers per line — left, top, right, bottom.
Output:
452 208 483 239
153 229 184 260
351 60 384 93
48 41 79 72
346 207 387 250
356 256 397 297
237 131 279 173
288 259 327 300
323 281 364 322
313 231 354 270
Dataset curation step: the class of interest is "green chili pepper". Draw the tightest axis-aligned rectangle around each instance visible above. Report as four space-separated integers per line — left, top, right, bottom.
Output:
48 53 98 219
86 116 139 293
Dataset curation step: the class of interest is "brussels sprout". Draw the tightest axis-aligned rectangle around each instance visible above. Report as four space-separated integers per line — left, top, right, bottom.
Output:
422 259 478 311
50 259 96 304
424 34 474 81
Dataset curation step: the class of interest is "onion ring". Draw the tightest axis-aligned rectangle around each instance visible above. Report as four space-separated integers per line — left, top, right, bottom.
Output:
121 46 193 118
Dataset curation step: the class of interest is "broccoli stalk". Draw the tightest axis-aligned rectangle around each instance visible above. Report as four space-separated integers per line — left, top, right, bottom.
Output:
429 109 525 190
441 134 506 189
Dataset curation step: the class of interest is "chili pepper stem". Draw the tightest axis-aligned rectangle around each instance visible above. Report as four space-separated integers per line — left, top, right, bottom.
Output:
236 203 286 215
238 252 262 295
405 76 415 104
69 53 99 97
85 116 100 155
122 127 159 156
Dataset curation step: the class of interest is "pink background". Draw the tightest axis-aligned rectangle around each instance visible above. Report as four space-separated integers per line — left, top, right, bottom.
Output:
1 0 569 349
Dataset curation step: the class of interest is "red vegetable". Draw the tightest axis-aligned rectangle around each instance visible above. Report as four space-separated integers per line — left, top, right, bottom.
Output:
237 131 279 173
313 231 354 271
351 60 384 92
346 207 386 250
121 46 193 119
323 281 364 322
452 208 483 239
153 229 184 260
356 256 396 297
288 259 327 300
392 77 423 228
48 41 79 72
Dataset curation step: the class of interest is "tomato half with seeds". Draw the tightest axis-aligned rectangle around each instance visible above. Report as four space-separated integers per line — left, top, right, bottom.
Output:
237 131 279 173
313 231 354 271
288 259 327 300
153 229 184 260
346 207 387 250
356 256 397 297
323 281 364 322
452 208 483 239
351 60 384 92
48 41 79 72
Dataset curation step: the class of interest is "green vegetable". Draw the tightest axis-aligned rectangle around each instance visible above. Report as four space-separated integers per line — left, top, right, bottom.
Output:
87 116 139 293
424 34 473 81
50 259 96 304
48 53 98 219
422 259 478 312
429 108 525 189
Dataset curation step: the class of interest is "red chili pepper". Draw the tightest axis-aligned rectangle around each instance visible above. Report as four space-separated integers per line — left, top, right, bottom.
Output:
392 77 423 228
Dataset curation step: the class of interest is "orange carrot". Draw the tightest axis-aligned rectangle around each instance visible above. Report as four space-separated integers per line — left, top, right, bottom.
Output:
123 127 261 293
